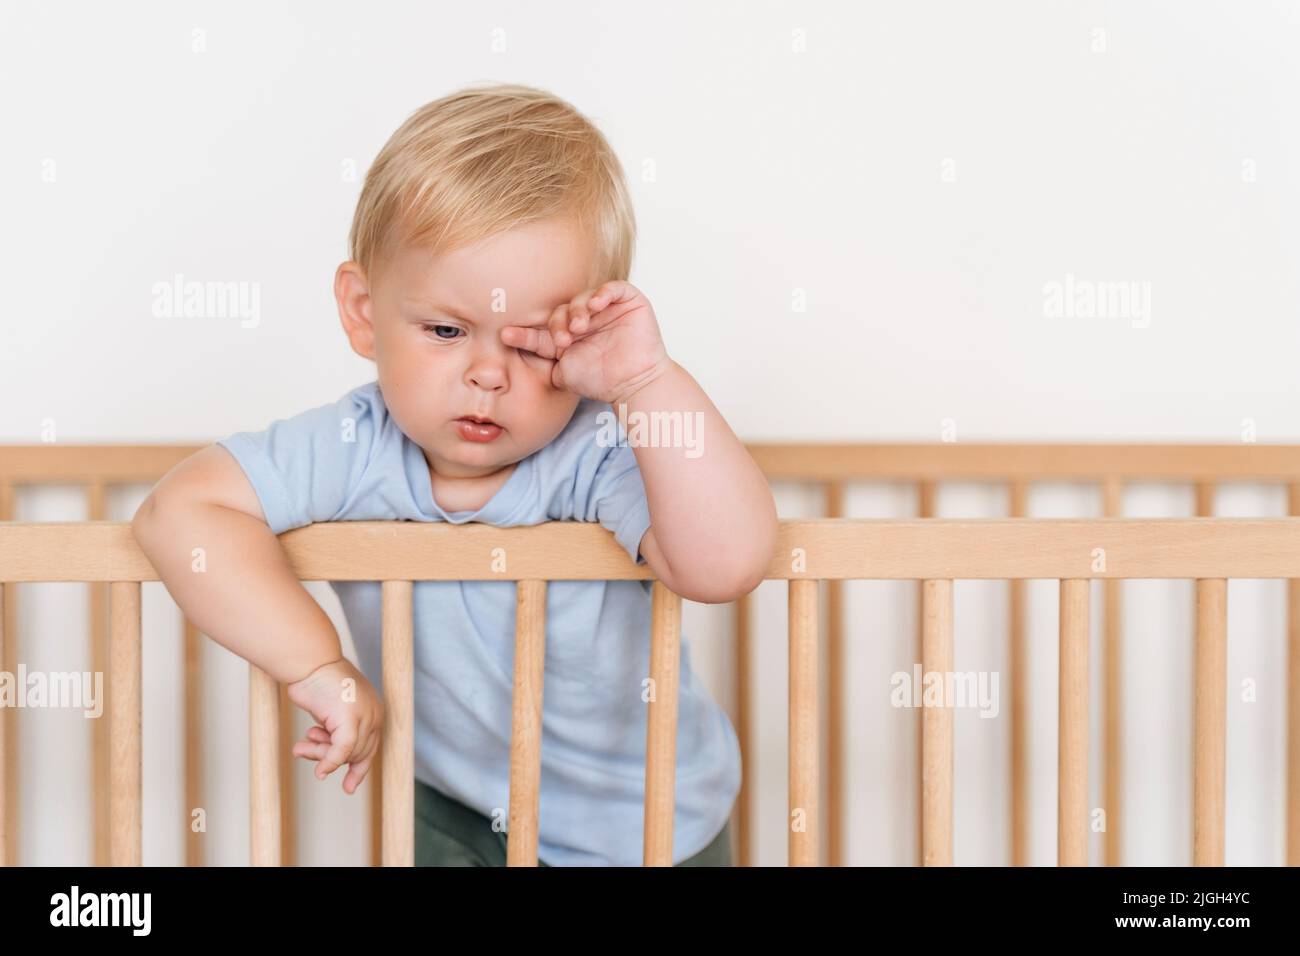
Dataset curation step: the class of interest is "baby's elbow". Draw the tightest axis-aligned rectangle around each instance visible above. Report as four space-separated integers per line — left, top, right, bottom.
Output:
675 558 770 605
131 492 169 552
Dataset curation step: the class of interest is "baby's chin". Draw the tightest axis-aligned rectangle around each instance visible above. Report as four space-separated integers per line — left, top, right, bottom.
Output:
433 435 530 473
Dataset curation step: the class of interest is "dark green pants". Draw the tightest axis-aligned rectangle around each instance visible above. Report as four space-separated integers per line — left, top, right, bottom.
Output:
414 778 732 866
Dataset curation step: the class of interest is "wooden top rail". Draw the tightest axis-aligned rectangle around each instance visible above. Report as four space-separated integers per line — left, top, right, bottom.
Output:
0 445 205 482
4 518 1300 581
745 443 1300 481
5 442 1300 484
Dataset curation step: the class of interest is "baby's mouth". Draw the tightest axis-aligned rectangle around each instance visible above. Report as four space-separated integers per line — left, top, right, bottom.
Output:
454 415 504 442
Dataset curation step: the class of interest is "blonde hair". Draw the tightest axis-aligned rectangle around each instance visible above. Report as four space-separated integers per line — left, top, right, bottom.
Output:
349 83 635 284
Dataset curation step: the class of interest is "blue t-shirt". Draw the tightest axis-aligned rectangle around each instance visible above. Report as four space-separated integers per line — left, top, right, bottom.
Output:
216 380 741 865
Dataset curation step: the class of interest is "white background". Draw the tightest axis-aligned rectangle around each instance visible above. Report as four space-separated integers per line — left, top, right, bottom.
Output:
2 0 1297 865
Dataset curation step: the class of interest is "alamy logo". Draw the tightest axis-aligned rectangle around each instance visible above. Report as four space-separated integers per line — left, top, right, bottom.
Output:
50 886 151 936
151 272 261 328
890 664 1000 718
596 404 704 459
1042 273 1151 328
0 665 103 718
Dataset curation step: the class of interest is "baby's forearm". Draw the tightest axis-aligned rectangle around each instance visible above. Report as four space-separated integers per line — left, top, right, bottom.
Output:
132 498 343 684
618 360 778 599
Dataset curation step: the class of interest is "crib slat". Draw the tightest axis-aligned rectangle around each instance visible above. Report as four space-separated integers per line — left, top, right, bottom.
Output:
86 479 111 868
183 617 204 868
1194 578 1227 866
788 578 819 866
1101 477 1124 868
1008 480 1028 868
921 578 954 866
249 664 281 866
1058 578 1089 866
644 581 682 866
109 580 141 866
824 481 845 867
1196 480 1216 518
0 580 6 867
278 685 295 866
370 750 383 867
507 580 546 866
914 480 935 865
381 580 414 867
733 590 752 867
0 481 17 866
1290 482 1300 867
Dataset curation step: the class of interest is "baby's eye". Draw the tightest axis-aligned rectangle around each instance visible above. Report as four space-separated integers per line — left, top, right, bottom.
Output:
423 324 462 340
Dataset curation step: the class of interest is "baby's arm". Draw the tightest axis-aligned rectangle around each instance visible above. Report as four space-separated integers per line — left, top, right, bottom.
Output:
613 361 779 605
502 279 779 604
131 444 382 793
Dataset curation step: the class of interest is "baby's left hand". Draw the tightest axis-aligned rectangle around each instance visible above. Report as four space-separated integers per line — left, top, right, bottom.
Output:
500 280 673 406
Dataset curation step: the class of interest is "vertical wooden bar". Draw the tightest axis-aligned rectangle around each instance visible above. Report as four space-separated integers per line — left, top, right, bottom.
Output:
278 685 295 866
249 665 281 866
1194 578 1227 867
183 618 204 867
644 581 682 866
0 580 5 866
1008 480 1028 868
1195 481 1216 519
507 580 546 867
921 578 954 866
110 580 142 866
0 481 16 866
381 580 414 867
370 750 383 867
1101 477 1123 867
1289 482 1300 867
733 592 751 867
915 479 935 864
789 578 819 866
824 481 845 866
1058 578 1089 866
85 480 110 867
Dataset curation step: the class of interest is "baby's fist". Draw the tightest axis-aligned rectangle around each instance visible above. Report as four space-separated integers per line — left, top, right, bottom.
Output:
286 657 383 795
501 280 672 405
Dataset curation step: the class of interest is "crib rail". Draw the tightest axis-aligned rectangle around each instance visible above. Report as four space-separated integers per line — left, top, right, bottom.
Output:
5 442 1300 867
2 517 1299 866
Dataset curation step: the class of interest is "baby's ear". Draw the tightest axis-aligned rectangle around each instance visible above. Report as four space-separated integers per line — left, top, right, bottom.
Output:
335 262 376 360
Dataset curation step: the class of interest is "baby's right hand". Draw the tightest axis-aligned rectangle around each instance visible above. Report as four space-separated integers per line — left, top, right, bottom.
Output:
286 657 383 795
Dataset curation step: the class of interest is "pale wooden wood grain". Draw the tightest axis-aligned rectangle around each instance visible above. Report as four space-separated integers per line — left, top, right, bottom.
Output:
381 580 414 867
732 591 751 868
1290 483 1300 867
1101 477 1125 868
1007 480 1029 868
788 579 819 866
249 664 280 867
824 481 845 867
10 518 1300 582
921 579 954 867
507 580 545 866
1194 578 1227 867
0 481 15 867
1058 579 1090 866
184 617 204 868
110 581 141 866
643 582 681 866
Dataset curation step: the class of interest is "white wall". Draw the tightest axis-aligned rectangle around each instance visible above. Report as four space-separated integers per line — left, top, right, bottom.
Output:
2 0 1296 865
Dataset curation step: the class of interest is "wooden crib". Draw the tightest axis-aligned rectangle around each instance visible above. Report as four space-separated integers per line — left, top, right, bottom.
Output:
1 443 1298 867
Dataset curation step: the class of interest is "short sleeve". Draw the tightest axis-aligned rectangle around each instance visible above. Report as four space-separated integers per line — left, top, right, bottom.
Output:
214 386 379 535
589 442 653 566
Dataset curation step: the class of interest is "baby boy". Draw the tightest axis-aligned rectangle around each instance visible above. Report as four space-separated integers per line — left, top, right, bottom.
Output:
131 83 778 866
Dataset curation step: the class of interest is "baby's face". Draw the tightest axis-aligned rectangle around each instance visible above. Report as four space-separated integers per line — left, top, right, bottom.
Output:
345 217 591 481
